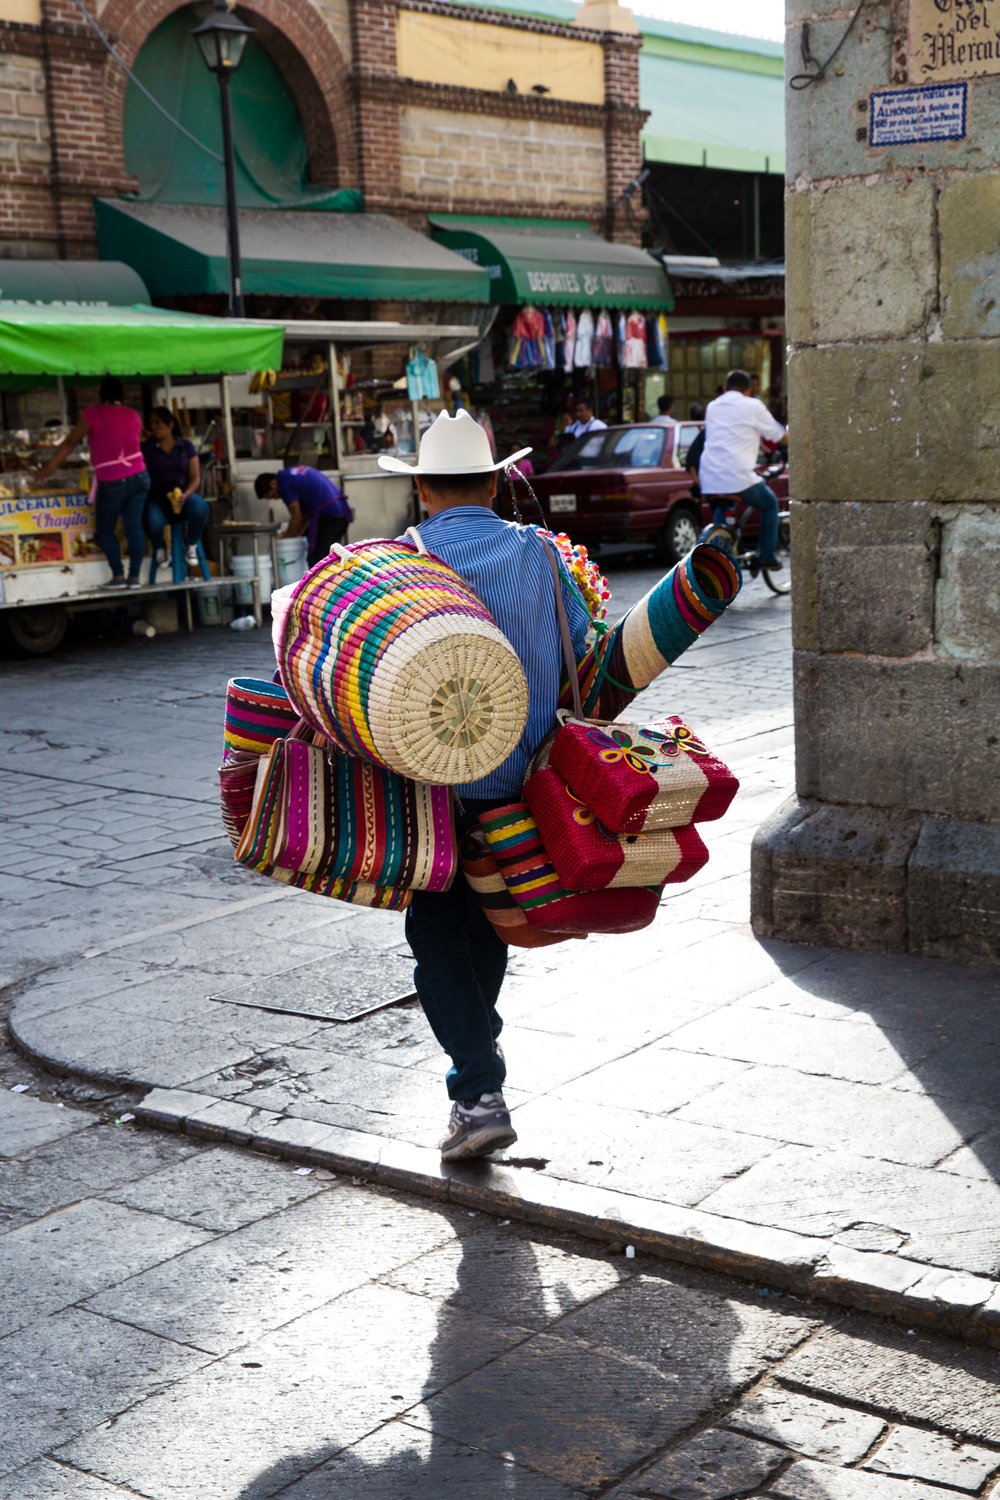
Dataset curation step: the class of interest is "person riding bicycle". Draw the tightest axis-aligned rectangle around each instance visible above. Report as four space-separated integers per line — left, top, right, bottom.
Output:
699 369 787 572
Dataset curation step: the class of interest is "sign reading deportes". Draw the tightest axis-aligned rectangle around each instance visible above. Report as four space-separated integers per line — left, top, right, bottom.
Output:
0 489 100 569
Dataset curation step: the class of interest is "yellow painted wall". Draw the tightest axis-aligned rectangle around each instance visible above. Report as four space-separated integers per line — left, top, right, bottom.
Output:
397 10 605 104
0 0 41 20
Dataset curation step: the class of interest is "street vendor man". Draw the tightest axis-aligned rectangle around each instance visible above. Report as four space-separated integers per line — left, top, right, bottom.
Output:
254 466 353 568
379 411 590 1162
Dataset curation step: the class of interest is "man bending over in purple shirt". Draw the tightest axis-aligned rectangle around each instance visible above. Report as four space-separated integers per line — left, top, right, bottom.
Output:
255 466 353 567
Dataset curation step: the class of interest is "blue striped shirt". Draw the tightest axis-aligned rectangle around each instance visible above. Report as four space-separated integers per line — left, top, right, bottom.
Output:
412 507 590 798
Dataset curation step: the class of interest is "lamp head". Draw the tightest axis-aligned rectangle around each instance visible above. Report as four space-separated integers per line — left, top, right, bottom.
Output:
191 0 254 74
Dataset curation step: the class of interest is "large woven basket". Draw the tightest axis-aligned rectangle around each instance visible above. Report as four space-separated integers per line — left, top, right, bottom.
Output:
280 537 529 786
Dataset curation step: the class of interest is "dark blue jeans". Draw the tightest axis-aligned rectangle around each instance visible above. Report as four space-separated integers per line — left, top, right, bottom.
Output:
405 797 509 1102
95 472 150 581
714 480 779 563
145 492 210 549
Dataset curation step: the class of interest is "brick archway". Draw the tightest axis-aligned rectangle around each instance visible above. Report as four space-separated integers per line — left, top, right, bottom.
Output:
99 0 357 192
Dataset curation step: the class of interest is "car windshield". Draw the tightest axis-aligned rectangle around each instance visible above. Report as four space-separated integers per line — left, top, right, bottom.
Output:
550 426 667 472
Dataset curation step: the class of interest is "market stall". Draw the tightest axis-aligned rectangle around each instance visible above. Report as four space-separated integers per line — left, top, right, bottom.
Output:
429 216 674 466
0 300 283 653
191 316 491 540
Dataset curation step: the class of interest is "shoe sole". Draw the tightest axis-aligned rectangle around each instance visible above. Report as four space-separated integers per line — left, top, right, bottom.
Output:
440 1123 518 1162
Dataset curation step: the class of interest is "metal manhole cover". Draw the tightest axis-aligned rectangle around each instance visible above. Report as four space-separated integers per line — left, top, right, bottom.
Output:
209 951 416 1023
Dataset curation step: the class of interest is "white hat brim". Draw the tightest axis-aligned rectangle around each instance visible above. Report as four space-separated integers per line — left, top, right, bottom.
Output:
378 446 532 476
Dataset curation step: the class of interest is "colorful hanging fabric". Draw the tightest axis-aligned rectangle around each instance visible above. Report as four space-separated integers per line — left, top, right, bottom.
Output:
593 310 614 369
508 306 546 369
573 309 594 368
647 312 668 370
624 312 648 369
541 310 556 371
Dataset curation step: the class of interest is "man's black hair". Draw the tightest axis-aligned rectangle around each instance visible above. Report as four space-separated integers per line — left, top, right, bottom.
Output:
420 471 496 503
254 472 278 499
724 369 752 393
657 393 674 414
99 375 125 403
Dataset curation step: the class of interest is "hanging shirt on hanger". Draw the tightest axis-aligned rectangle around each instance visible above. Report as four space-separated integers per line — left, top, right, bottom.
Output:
406 350 441 400
562 310 577 372
592 310 614 368
573 309 594 367
624 311 648 369
541 310 556 371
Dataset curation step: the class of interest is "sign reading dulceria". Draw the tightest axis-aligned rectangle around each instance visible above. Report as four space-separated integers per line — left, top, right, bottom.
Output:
909 0 1000 82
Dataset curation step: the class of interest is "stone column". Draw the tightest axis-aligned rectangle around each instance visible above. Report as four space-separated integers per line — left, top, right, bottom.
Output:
751 0 1000 963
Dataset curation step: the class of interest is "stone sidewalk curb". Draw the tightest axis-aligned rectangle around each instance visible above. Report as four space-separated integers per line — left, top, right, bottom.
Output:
127 1086 1000 1351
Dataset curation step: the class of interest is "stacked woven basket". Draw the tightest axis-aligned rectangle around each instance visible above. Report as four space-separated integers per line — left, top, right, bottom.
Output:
278 538 530 786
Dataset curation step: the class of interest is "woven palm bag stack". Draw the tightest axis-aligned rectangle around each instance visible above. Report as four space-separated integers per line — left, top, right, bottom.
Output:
279 538 529 786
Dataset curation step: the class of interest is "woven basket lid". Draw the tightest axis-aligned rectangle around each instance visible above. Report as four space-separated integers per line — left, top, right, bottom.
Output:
281 539 529 785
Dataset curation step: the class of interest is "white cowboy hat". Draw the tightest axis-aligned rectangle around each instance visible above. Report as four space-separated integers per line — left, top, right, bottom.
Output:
378 409 531 476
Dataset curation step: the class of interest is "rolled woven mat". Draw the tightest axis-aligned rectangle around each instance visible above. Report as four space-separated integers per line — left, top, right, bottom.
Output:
279 539 529 786
564 544 741 720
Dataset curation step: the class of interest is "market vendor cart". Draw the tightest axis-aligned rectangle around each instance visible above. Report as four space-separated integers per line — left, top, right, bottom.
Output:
0 299 283 654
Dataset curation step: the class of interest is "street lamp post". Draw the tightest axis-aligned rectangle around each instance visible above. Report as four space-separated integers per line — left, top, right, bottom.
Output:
191 1 254 317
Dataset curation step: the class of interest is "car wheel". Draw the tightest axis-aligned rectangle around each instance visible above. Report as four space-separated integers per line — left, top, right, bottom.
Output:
1 604 68 656
654 506 701 566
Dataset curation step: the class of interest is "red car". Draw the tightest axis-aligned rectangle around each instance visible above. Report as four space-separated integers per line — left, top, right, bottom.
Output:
508 423 788 566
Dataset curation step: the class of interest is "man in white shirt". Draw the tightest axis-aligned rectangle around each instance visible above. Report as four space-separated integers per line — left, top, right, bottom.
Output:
564 397 607 439
648 394 677 426
699 369 787 569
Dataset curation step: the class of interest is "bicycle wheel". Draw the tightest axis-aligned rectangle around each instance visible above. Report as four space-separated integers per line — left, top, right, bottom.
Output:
762 515 791 595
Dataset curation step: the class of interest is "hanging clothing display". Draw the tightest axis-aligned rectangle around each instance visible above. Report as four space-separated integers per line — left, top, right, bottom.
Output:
541 310 556 371
508 305 546 369
406 348 441 400
574 309 594 368
647 312 668 370
592 310 614 369
562 310 577 372
615 312 627 367
623 311 648 369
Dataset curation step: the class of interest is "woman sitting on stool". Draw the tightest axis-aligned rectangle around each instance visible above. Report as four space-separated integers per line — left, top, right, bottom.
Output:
142 407 209 571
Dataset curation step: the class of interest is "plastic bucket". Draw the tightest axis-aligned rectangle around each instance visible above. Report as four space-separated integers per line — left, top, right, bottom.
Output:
276 535 309 587
196 589 223 627
232 553 273 606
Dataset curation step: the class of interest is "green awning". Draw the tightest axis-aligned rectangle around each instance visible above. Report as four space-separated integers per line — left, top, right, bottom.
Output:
0 260 149 307
96 200 492 304
0 302 284 378
429 216 673 311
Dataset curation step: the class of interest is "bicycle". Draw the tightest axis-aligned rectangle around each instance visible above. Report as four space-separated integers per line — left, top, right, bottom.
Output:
697 464 791 597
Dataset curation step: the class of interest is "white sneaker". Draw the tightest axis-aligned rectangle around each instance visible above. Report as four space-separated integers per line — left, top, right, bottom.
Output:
154 546 169 567
185 545 199 567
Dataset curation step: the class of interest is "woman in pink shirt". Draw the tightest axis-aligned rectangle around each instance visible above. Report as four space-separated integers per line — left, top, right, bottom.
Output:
36 377 150 586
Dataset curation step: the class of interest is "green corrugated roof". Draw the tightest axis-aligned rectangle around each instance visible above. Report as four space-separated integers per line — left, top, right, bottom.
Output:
640 50 785 173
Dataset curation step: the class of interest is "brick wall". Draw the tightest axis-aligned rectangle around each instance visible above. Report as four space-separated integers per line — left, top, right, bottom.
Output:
399 105 605 216
602 33 647 245
0 0 647 262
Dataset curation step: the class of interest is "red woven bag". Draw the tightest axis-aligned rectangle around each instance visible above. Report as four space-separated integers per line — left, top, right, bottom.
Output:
523 764 709 892
546 714 738 836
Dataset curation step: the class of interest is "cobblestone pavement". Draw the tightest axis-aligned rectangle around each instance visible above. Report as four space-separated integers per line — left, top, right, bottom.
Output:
2 1059 1000 1499
2 563 999 1342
